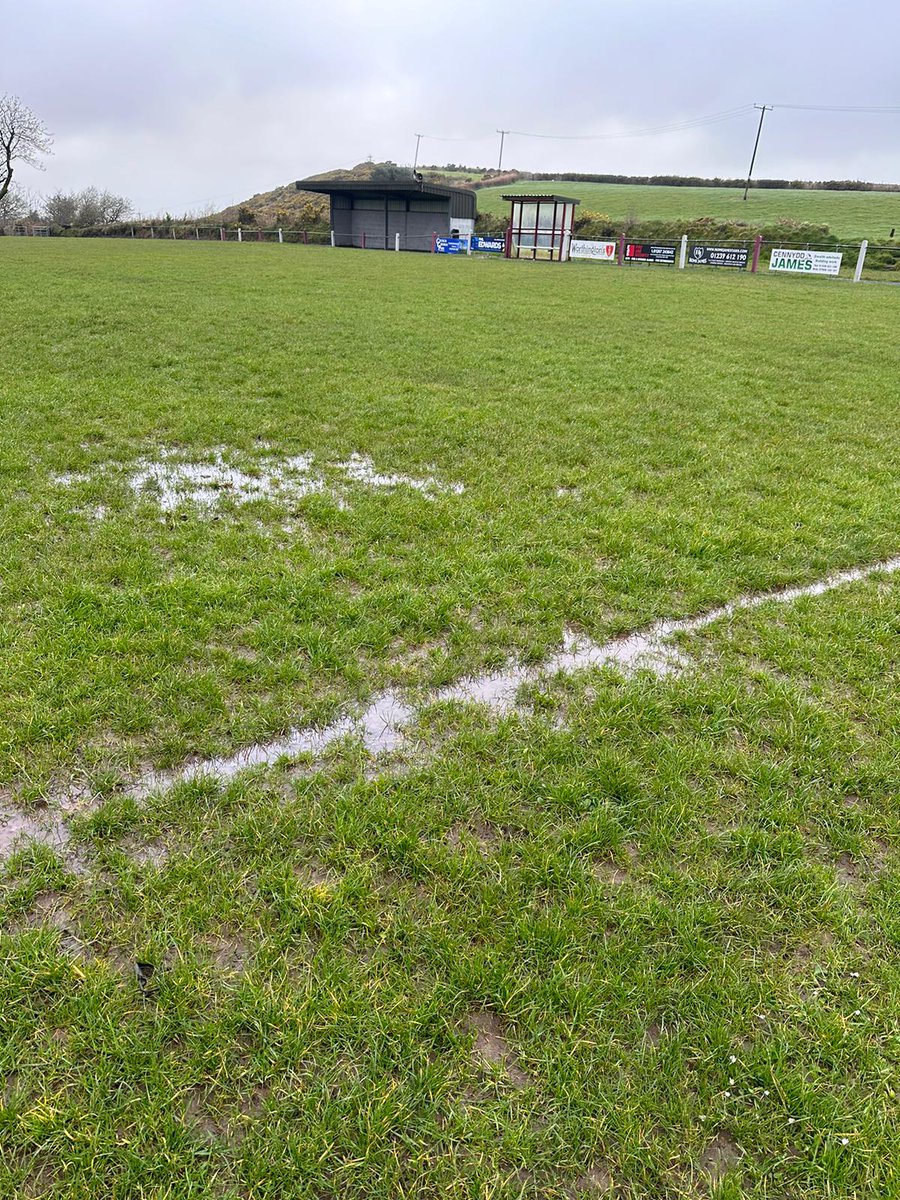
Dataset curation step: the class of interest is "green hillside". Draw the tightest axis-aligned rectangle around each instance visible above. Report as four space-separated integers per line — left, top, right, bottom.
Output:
477 181 900 241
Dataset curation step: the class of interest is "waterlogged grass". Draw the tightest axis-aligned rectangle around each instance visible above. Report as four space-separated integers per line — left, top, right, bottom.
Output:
476 180 900 241
1 239 899 1197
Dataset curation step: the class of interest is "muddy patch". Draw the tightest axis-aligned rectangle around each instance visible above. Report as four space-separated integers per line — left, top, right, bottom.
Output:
181 1087 233 1143
237 1083 270 1121
446 821 506 856
643 1022 662 1049
462 1011 532 1088
206 934 251 978
592 860 630 885
121 837 171 868
570 1163 614 1194
592 842 638 886
698 1131 742 1186
295 859 336 889
18 895 91 960
17 1158 60 1200
834 852 862 887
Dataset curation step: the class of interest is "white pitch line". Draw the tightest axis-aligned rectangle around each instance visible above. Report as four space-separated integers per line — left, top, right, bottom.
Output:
2 554 898 862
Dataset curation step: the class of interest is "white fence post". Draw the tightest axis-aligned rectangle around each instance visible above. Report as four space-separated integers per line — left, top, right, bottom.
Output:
395 232 400 252
562 231 571 262
237 226 242 243
853 240 868 283
679 234 687 269
278 228 283 244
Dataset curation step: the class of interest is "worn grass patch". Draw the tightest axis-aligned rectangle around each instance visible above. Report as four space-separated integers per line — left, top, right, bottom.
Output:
0 239 898 1197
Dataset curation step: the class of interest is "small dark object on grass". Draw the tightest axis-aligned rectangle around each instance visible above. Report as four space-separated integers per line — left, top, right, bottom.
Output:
135 961 156 994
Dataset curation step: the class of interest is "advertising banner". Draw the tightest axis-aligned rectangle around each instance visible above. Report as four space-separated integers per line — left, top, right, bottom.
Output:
570 238 618 261
471 236 504 253
769 248 843 276
434 237 464 254
688 245 749 268
625 243 676 264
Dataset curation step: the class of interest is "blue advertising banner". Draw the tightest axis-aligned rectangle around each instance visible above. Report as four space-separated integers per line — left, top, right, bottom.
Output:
471 236 505 253
434 237 464 254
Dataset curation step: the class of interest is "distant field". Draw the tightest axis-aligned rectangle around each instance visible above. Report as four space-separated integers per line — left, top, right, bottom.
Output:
476 181 900 240
1 240 899 1199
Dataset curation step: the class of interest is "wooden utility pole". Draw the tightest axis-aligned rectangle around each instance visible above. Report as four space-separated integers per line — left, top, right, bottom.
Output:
413 133 423 172
743 105 770 200
497 130 509 171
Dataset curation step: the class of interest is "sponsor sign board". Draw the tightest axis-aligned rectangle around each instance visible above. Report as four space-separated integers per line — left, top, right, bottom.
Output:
434 237 464 254
688 245 749 268
625 242 676 264
570 238 618 261
769 248 843 276
471 236 505 253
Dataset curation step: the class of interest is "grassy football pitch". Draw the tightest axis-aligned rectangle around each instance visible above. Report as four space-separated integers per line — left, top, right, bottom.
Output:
1 240 898 1198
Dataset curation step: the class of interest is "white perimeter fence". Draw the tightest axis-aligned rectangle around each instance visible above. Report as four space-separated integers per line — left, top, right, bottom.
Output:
6 222 899 282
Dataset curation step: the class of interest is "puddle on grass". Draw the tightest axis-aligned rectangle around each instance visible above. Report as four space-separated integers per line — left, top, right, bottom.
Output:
335 453 465 497
4 555 899 861
128 553 900 800
129 691 414 799
0 807 71 859
127 450 325 512
53 448 465 516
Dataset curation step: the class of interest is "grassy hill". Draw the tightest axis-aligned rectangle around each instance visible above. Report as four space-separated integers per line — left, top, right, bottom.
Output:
477 181 900 241
211 162 489 228
214 164 900 242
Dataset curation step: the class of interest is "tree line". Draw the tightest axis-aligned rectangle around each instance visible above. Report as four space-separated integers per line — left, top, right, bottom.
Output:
521 172 900 192
1 184 134 229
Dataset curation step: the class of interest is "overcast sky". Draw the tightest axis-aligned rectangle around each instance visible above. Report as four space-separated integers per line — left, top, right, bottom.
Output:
6 0 900 215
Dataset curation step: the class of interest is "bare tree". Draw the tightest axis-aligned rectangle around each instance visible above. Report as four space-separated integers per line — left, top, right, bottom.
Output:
42 189 79 226
42 186 132 227
0 95 53 204
96 189 131 223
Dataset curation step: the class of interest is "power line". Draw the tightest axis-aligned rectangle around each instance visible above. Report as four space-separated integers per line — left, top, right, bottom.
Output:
417 132 494 143
507 106 756 141
773 103 900 113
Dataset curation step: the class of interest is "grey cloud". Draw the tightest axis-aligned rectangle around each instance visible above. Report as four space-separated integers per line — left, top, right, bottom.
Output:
6 0 899 214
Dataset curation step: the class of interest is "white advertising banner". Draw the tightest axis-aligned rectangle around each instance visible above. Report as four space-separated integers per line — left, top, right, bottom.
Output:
769 248 843 276
570 238 618 261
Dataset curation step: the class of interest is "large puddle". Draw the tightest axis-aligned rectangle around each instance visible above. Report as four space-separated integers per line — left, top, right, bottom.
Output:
3 554 898 863
54 449 465 515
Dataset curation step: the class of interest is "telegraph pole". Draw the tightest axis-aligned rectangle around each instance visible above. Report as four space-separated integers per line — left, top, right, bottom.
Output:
496 129 509 171
743 105 770 200
413 133 423 172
